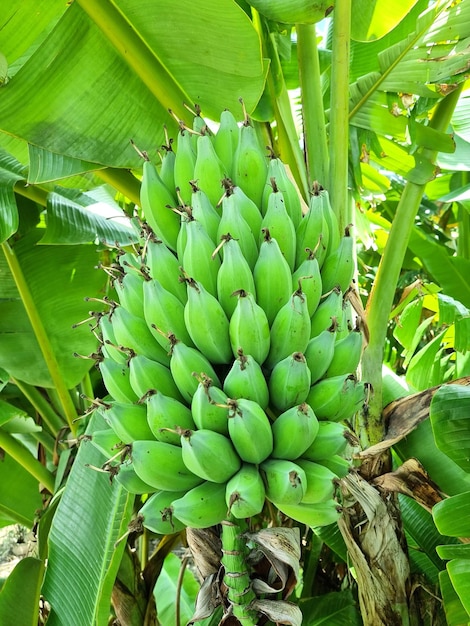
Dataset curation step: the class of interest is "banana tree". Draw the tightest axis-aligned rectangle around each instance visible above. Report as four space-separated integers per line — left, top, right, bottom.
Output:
1 0 470 624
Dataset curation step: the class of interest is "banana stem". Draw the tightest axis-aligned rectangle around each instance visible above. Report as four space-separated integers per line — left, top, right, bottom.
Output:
328 0 351 232
360 85 463 448
296 23 329 188
0 429 55 494
1 242 79 435
96 167 141 207
221 515 257 625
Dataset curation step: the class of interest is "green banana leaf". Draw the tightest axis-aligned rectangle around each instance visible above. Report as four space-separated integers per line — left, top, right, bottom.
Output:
0 558 44 626
350 0 420 42
430 385 470 472
299 590 361 625
0 452 43 527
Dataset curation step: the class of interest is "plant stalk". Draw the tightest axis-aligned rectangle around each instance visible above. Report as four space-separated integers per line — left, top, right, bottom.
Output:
12 377 65 436
0 429 55 493
96 167 141 207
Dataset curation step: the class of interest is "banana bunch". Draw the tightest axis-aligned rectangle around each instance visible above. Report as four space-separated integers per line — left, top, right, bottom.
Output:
91 105 366 534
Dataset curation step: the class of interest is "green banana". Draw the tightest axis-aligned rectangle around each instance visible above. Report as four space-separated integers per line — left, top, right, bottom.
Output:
139 489 186 534
110 306 170 366
217 188 259 270
325 325 363 378
173 126 197 205
171 481 228 528
226 463 266 519
190 181 221 243
131 440 203 491
223 350 270 409
262 153 302 228
140 157 179 251
180 428 242 483
319 188 341 258
143 238 187 305
295 459 337 504
306 373 365 422
89 427 124 459
113 270 145 318
229 290 270 366
276 499 341 527
232 109 268 208
301 421 349 461
214 108 239 176
182 216 221 297
193 133 227 207
260 179 296 271
146 391 196 445
253 229 293 326
99 314 127 364
142 278 194 351
158 134 176 192
309 287 343 338
271 403 319 460
268 352 311 412
227 181 263 236
336 296 354 340
191 374 230 435
295 185 328 270
320 225 355 294
100 400 155 443
169 337 222 403
99 358 139 404
115 460 157 494
261 458 307 505
318 455 350 478
176 207 190 264
226 398 273 464
183 276 232 364
292 249 322 317
265 286 311 369
304 321 337 384
129 354 183 401
217 235 256 318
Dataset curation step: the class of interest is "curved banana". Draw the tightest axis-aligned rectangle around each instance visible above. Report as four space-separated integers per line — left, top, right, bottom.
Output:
139 489 187 534
99 358 139 404
325 325 363 378
146 391 196 445
180 428 242 483
191 374 230 435
129 354 183 401
306 373 366 421
275 499 341 527
304 321 337 384
182 217 221 297
113 271 145 319
143 238 187 305
143 278 193 350
217 235 256 318
268 352 311 411
295 459 337 504
100 400 155 443
262 154 302 228
169 337 222 403
229 290 270 366
190 181 221 243
321 225 355 294
193 133 228 207
226 463 266 519
301 421 349 461
310 287 343 338
232 110 268 208
223 350 270 410
173 126 197 205
271 403 319 460
171 481 228 528
261 458 307 505
214 108 240 177
260 179 296 271
292 249 322 317
218 187 259 270
295 186 328 270
227 397 273 464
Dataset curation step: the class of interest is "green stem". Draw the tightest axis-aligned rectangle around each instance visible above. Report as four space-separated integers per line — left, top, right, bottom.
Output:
296 23 329 188
300 531 323 598
328 0 351 232
12 377 65 436
360 86 463 447
0 429 55 493
96 167 141 207
75 0 192 124
2 242 79 435
13 180 48 207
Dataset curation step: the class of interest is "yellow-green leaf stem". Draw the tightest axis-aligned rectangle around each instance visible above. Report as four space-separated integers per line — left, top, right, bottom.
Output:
2 242 79 435
360 85 463 449
296 23 329 188
0 429 55 494
96 167 141 207
328 0 351 232
75 0 193 125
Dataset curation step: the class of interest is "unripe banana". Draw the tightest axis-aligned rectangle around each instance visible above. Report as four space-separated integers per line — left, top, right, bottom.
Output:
318 455 350 478
325 325 363 378
191 374 230 435
306 373 365 422
139 489 187 534
301 421 349 461
295 185 328 270
99 358 139 404
174 126 197 205
100 401 155 443
304 320 337 384
143 278 194 350
111 306 170 366
140 157 179 251
261 459 307 505
129 354 183 401
113 270 145 318
319 188 341 258
115 460 157 494
228 182 263 236
99 314 127 364
337 296 354 340
271 403 319 460
146 391 196 445
169 337 222 403
262 155 303 229
223 350 269 409
143 238 187 305
226 463 266 519
276 499 341 527
89 427 124 459
310 287 343 338
292 249 322 317
229 290 270 365
171 481 228 528
180 428 242 483
260 179 296 271
268 352 311 412
182 217 221 297
189 181 221 243
193 133 228 207
320 226 355 295
132 440 203 491
214 109 240 176
183 276 232 364
176 207 190 264
218 187 259 270
227 398 273 464
265 286 311 369
247 0 334 25
295 459 337 504
232 111 268 208
158 136 176 192
253 229 293 326
217 235 256 318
